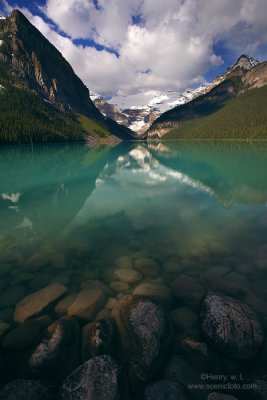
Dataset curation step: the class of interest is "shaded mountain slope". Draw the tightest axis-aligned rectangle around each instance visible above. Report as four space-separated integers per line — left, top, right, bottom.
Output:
148 61 267 140
0 10 137 143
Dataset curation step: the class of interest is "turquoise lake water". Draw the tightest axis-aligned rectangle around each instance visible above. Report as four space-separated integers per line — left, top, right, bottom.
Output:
0 141 267 324
1 141 267 398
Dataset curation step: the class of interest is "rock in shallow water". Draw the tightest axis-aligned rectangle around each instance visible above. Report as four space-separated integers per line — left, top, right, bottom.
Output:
2 318 49 349
29 316 80 375
55 293 79 316
181 337 210 360
171 275 204 308
61 355 125 400
119 296 173 389
113 269 142 284
0 379 52 400
24 255 49 272
14 283 67 323
201 291 264 360
81 280 112 297
67 289 106 321
115 256 134 269
133 283 172 308
83 318 118 360
134 258 160 277
110 281 130 293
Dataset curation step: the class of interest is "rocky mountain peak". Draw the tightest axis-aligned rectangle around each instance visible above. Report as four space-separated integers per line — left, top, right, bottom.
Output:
231 54 259 72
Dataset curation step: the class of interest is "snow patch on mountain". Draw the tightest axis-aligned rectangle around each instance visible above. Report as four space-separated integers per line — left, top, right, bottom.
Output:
109 84 209 115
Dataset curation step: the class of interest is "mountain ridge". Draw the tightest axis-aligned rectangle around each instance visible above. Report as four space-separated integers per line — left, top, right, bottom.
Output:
0 9 137 143
147 59 267 140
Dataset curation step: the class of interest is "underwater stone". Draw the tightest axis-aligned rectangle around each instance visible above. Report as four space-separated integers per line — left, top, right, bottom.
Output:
201 292 264 360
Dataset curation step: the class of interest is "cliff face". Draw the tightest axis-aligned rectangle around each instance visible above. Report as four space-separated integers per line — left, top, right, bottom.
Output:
0 10 137 141
0 10 100 119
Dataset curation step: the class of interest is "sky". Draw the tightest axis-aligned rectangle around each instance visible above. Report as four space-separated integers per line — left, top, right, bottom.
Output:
0 0 267 102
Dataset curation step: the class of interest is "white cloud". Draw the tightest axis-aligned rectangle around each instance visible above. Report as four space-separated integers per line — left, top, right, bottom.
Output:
2 0 267 100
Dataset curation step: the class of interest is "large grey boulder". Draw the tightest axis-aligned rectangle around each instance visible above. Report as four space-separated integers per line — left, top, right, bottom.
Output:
119 296 173 389
201 292 264 360
61 355 125 400
29 316 80 375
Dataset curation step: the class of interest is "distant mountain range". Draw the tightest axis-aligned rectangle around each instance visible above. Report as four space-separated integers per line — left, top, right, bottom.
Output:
91 54 262 135
91 84 211 134
0 10 137 144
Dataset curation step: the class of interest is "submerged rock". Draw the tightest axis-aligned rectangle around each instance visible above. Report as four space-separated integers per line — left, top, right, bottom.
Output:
29 316 80 375
81 280 112 297
201 292 264 360
82 318 118 360
181 337 210 360
61 355 125 400
171 275 204 308
119 296 173 389
133 283 172 308
81 279 110 295
67 289 106 321
113 269 142 284
14 283 67 323
2 319 47 349
110 281 130 293
143 380 191 400
24 255 49 272
134 258 160 277
0 379 52 400
51 253 66 269
55 293 78 316
115 256 134 269
105 298 119 310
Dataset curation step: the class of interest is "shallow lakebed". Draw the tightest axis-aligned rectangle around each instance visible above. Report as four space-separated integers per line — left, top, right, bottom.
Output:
0 141 267 399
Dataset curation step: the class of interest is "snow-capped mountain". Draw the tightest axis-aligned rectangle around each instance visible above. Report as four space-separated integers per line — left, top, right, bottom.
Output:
91 54 259 134
91 85 210 134
199 54 260 94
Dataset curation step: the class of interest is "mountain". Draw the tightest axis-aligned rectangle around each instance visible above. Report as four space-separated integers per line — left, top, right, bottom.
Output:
92 55 260 135
91 84 212 134
147 55 267 139
0 10 137 144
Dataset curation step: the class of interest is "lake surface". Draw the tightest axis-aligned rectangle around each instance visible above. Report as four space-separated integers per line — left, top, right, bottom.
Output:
1 141 267 397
